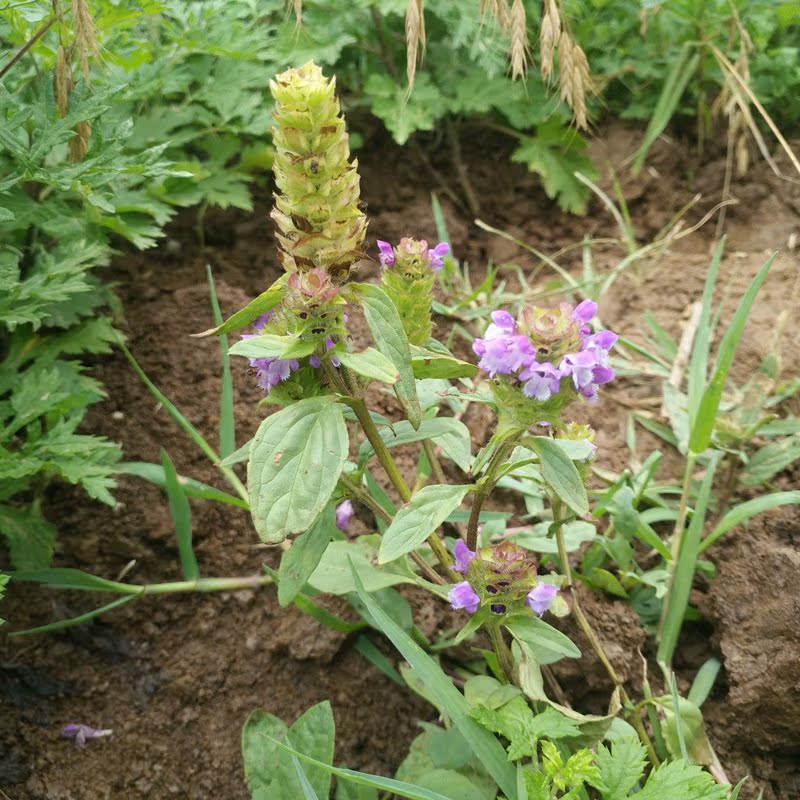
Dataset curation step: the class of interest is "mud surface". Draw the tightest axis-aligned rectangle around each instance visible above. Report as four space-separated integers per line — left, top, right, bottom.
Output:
2 120 799 798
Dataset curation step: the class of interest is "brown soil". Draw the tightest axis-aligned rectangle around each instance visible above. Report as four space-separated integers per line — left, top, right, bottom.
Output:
2 119 799 799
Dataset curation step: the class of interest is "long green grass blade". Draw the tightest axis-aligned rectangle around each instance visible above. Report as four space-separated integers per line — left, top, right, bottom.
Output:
700 491 800 553
668 672 690 762
120 462 248 509
658 456 719 666
632 46 699 174
121 343 247 501
689 253 777 453
9 595 137 637
350 562 517 799
353 634 404 685
687 237 725 423
161 449 199 581
268 737 452 800
206 265 236 459
9 568 142 593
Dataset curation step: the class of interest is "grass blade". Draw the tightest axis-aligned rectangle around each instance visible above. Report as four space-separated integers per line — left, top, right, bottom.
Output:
268 736 452 800
9 595 137 637
206 265 236 459
353 634 404 685
700 491 800 553
349 561 518 799
161 449 199 581
689 253 777 453
657 456 719 666
686 237 725 423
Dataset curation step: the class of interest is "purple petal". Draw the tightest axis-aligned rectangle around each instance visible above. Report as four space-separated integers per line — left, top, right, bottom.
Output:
377 240 395 268
526 583 558 616
453 539 476 574
309 355 321 368
449 581 480 614
428 241 450 271
61 724 113 747
571 299 597 324
587 330 618 350
335 499 354 531
490 310 516 333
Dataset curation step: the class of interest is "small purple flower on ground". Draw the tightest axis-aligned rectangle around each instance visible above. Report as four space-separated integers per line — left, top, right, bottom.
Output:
335 500 354 531
428 242 450 271
61 724 112 747
449 581 480 614
377 240 395 268
526 584 558 616
453 539 476 574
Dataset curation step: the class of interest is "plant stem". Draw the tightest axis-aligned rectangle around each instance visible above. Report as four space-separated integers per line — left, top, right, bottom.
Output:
423 439 448 485
466 440 514 550
351 398 456 577
657 450 696 643
488 624 516 684
0 16 54 80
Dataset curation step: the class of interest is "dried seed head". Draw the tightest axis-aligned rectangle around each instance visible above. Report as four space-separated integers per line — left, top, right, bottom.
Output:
539 0 561 82
557 32 589 128
482 0 511 31
69 119 91 163
55 45 69 118
288 0 302 25
71 0 98 81
405 0 425 89
509 0 528 80
735 132 749 176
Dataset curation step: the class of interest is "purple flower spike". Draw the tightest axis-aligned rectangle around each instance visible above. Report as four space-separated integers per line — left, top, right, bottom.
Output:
377 240 395 268
526 583 558 617
453 539 476 574
571 299 597 324
428 242 450 271
449 581 480 614
335 499 354 531
61 724 112 747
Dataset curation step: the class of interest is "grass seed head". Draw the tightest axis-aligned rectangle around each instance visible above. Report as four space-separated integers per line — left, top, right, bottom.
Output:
71 0 98 81
509 0 529 80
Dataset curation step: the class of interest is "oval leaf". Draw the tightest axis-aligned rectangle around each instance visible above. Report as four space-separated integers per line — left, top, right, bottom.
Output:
338 347 399 385
248 398 348 543
528 436 589 516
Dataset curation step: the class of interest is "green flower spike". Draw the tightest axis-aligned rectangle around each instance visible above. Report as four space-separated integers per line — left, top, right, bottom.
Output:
269 62 367 280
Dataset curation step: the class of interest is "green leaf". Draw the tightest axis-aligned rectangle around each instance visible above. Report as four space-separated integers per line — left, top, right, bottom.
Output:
206 265 236 458
336 781 378 800
410 346 478 380
741 436 800 485
660 694 715 767
350 563 518 799
194 275 287 337
242 702 335 800
688 658 721 708
9 595 139 638
527 437 589 516
8 568 141 594
278 505 336 607
700 491 800 553
635 758 727 800
248 398 348 543
379 484 470 563
353 283 421 428
229 333 316 361
309 539 411 595
338 348 399 385
119 462 249 509
0 503 56 570
689 253 777 453
505 614 581 665
160 449 199 581
594 737 646 800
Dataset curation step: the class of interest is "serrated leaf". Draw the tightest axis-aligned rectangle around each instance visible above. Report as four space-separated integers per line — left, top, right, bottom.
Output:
248 398 348 543
595 737 646 800
636 758 727 800
378 484 470 563
0 503 56 570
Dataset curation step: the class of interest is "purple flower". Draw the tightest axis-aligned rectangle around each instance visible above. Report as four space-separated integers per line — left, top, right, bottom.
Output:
519 361 561 401
61 724 112 747
250 356 300 390
377 240 395 268
484 309 517 338
335 499 354 531
449 581 480 614
571 299 597 325
453 539 476 574
526 583 558 616
428 242 450 271
473 334 535 378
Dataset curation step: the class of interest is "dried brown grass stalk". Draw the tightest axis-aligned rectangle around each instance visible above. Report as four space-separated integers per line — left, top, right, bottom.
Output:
69 119 92 163
557 31 589 128
71 0 98 81
482 0 511 31
288 0 302 26
509 0 528 80
55 45 69 118
405 0 425 89
539 0 560 81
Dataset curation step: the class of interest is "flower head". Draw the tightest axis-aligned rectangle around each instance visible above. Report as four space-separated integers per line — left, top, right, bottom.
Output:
526 583 558 616
449 581 480 614
376 238 450 274
377 240 395 268
335 499 354 531
453 539 476 574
